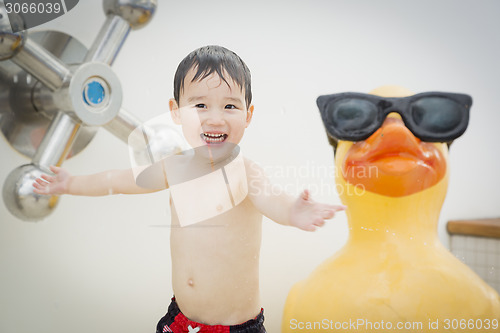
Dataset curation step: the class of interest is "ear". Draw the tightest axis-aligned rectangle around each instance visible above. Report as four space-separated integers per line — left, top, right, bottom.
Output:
169 99 181 125
245 104 254 128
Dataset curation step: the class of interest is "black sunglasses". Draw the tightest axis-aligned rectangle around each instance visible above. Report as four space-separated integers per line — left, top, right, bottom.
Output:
317 92 472 148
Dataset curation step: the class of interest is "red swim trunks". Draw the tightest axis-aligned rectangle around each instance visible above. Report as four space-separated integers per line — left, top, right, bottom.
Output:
156 297 266 333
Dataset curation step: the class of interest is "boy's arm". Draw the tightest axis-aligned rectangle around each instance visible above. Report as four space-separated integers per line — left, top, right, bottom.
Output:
246 159 345 231
33 165 166 196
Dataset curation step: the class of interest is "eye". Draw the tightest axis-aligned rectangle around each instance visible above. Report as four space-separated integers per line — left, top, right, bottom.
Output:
225 104 237 110
195 104 207 109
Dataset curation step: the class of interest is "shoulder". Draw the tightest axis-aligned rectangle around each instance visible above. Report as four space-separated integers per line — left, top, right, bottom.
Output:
243 157 266 179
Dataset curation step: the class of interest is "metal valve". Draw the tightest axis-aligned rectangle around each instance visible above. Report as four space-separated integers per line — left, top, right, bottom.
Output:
1 0 160 221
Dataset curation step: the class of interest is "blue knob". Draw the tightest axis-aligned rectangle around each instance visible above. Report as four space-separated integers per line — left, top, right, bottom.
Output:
83 80 106 106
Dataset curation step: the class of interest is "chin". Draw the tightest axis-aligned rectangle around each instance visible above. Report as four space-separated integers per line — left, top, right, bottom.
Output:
194 142 239 163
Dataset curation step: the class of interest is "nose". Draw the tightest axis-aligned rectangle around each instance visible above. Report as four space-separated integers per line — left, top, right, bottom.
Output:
204 108 226 126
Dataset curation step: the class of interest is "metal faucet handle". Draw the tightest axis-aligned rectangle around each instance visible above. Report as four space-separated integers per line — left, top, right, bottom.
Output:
1 0 161 221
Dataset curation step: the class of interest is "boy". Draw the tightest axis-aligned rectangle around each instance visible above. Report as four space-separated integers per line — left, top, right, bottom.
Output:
33 45 345 332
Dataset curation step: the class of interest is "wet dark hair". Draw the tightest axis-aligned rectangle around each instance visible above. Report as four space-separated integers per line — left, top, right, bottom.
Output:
173 45 252 108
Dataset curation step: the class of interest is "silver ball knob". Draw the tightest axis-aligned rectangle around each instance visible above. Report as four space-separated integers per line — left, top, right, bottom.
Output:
103 0 157 29
2 164 59 222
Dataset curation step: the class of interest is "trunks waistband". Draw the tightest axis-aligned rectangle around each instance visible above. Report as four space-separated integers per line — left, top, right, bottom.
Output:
158 297 265 333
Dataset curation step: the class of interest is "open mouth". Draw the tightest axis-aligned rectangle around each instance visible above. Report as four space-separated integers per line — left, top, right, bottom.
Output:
201 132 228 144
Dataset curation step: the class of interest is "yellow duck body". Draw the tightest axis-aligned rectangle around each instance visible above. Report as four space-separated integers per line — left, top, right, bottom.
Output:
282 87 500 332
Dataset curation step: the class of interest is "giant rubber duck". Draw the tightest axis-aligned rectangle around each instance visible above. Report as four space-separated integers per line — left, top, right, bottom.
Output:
282 86 500 332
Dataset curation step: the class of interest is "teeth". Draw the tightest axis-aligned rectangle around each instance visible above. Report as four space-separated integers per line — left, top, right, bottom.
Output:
204 133 224 138
203 133 227 143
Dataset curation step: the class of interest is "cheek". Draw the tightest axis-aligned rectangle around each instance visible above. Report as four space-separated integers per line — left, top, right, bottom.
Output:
180 113 203 136
181 109 202 127
178 113 203 145
227 113 247 129
233 118 248 135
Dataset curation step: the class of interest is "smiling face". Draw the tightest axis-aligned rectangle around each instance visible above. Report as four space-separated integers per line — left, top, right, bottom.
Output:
169 68 253 162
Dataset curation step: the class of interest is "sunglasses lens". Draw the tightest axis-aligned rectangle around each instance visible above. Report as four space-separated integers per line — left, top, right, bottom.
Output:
327 99 378 136
411 97 464 133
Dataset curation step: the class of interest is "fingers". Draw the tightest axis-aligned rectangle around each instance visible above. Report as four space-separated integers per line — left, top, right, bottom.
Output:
314 207 339 221
32 181 44 190
295 196 347 232
32 181 49 194
314 219 326 228
33 176 50 186
303 218 326 232
41 174 55 182
333 204 347 211
303 224 317 232
318 204 346 217
32 173 53 194
308 205 346 231
299 216 326 232
324 204 347 212
321 210 335 219
34 177 45 185
301 189 310 201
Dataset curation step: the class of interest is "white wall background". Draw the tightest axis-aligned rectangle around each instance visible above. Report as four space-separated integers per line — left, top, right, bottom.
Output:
1 0 500 332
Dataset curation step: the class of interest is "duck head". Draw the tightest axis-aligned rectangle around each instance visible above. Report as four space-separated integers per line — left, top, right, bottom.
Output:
322 86 459 239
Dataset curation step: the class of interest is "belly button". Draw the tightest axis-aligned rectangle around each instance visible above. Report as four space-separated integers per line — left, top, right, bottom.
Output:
188 279 194 287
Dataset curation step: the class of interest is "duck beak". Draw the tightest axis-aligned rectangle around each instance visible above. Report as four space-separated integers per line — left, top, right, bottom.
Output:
341 116 447 197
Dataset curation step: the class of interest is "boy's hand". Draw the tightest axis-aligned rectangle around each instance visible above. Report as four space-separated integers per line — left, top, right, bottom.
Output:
32 166 71 195
290 189 346 231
